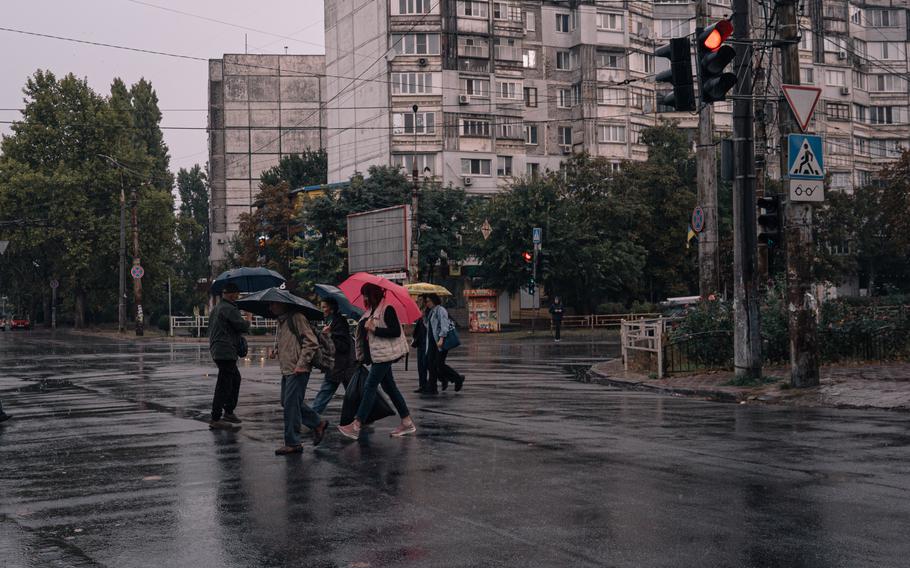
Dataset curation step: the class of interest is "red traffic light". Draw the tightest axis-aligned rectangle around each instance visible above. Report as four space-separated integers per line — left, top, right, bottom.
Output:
700 19 733 52
521 251 533 263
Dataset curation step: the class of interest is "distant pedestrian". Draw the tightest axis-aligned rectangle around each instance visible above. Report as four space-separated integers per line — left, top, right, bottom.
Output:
0 400 10 423
549 296 565 342
207 283 250 430
412 295 431 394
310 298 357 416
271 301 329 455
426 294 464 392
337 283 416 440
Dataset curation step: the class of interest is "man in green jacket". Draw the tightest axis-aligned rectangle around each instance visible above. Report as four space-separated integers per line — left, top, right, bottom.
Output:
208 283 250 430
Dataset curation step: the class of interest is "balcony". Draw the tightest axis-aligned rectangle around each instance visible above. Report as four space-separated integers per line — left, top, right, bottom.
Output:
459 44 489 59
494 45 523 62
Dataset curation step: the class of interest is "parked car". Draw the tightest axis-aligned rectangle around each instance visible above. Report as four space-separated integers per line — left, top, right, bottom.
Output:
10 315 31 330
0 315 7 330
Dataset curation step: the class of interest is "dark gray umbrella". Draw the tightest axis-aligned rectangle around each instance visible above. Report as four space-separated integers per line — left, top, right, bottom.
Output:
314 284 364 319
211 267 285 295
236 287 322 320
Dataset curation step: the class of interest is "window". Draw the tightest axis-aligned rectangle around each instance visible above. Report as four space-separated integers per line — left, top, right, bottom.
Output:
598 124 626 143
871 75 906 92
854 137 868 156
853 72 866 91
461 118 491 136
556 50 576 71
870 106 908 125
459 36 489 58
524 87 538 107
392 154 435 175
869 9 899 28
800 68 814 84
493 38 521 60
525 11 535 31
597 51 623 69
630 53 655 73
393 111 435 134
799 31 812 51
558 126 572 146
524 124 538 145
391 33 440 55
598 87 624 105
391 72 435 95
522 49 537 69
869 42 903 60
498 118 522 139
826 137 851 155
868 139 902 158
555 13 572 32
658 18 691 39
857 170 873 187
630 123 645 144
850 6 863 25
597 13 623 31
497 156 513 176
853 104 867 123
394 0 433 15
825 70 846 87
493 2 522 21
827 102 850 120
854 39 867 59
830 172 851 188
458 1 488 18
557 88 574 108
497 81 520 100
461 77 490 97
461 158 492 176
630 88 649 110
527 162 540 177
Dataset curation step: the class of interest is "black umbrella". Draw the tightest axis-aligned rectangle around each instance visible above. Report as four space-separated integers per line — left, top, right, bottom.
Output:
314 284 364 319
235 287 322 320
211 267 285 295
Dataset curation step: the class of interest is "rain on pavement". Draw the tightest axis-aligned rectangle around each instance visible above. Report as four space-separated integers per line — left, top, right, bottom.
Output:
1 331 909 567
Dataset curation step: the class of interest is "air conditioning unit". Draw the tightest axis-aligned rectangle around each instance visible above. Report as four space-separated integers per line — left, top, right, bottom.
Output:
560 145 572 155
418 57 429 67
216 238 225 245
462 176 473 186
458 94 470 105
840 86 850 95
837 50 848 60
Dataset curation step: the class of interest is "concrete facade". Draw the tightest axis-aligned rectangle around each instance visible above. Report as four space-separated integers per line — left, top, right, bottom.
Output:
208 54 326 267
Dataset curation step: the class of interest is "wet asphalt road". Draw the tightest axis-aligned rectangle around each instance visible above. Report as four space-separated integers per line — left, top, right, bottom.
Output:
1 331 909 568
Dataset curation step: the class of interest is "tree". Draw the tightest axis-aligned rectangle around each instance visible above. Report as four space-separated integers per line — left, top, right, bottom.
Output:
227 182 298 280
416 184 472 280
260 149 327 189
175 165 210 312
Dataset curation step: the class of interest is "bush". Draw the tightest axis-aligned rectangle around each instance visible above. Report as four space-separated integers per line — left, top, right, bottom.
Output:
156 314 170 331
760 278 789 363
597 302 627 314
250 327 268 336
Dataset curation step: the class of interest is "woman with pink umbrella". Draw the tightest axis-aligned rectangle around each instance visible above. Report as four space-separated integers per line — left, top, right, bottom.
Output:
337 275 418 440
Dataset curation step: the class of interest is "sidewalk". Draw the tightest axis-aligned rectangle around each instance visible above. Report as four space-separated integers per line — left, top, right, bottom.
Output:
589 359 910 412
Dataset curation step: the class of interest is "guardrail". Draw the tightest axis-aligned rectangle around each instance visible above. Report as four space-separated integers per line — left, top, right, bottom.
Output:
169 315 278 336
621 317 671 378
559 313 660 329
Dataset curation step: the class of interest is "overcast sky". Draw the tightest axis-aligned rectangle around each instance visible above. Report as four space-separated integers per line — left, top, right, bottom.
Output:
0 0 325 175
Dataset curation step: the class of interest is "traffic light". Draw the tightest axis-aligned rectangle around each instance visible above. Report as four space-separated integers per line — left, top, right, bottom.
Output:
521 251 533 264
527 277 536 296
696 19 737 104
757 196 781 247
655 37 696 112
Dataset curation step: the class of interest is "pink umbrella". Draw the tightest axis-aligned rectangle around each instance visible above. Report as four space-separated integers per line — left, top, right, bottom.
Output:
339 272 422 324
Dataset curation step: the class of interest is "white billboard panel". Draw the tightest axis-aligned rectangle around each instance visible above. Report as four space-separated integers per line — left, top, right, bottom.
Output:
346 205 411 274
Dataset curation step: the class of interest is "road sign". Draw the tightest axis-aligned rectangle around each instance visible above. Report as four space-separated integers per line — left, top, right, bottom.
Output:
691 206 706 233
131 265 145 280
789 179 824 203
532 227 542 245
50 279 59 289
781 85 821 132
481 220 492 240
788 134 824 180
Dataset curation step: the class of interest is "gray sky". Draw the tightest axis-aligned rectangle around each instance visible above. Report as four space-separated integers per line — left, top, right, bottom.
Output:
0 0 325 175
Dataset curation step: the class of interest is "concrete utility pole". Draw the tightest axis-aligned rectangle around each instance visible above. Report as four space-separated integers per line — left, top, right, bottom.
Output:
753 2 770 283
696 0 719 298
119 184 127 333
731 0 763 379
131 184 144 337
409 104 420 284
778 0 820 387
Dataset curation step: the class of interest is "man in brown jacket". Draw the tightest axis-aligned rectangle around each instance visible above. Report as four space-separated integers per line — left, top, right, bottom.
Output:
270 302 329 455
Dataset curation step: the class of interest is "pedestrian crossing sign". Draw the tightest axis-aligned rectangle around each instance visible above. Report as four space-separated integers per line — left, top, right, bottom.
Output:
788 134 824 180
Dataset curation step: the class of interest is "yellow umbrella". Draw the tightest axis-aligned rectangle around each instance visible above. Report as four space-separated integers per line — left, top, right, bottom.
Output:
405 282 453 297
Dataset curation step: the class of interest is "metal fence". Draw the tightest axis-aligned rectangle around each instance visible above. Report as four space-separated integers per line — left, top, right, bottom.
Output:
169 315 278 337
621 318 671 378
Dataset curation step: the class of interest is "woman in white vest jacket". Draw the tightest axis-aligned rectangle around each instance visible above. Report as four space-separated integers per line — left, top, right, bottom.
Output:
338 283 416 440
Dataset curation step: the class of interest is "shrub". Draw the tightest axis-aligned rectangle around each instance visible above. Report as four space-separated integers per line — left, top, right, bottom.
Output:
156 314 170 331
250 327 268 336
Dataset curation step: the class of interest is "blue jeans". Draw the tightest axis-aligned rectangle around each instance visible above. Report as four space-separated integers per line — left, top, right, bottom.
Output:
311 378 341 415
281 373 321 447
355 361 410 423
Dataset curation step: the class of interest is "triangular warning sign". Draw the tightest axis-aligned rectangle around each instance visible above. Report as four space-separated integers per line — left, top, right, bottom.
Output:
790 139 823 177
782 85 821 132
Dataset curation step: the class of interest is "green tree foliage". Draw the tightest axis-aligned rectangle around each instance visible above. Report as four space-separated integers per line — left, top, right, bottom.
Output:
174 165 209 312
227 183 297 280
416 184 472 280
259 149 327 189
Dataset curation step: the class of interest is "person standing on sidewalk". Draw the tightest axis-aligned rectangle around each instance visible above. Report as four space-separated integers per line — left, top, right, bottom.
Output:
271 302 329 455
0 400 10 423
337 284 416 440
208 283 250 430
426 294 464 392
412 295 431 394
549 296 565 342
310 298 357 416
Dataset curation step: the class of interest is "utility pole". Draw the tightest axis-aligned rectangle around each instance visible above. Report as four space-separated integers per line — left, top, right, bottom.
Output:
731 0 762 379
778 0 819 387
696 0 719 298
409 104 420 283
119 184 127 333
131 184 144 336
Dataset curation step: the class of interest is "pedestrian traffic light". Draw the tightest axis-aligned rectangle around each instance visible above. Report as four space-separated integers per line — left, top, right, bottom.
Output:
655 37 696 112
697 19 737 104
757 195 781 247
527 277 536 296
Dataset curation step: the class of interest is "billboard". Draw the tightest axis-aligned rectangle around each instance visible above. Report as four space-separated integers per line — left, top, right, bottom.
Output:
347 204 411 274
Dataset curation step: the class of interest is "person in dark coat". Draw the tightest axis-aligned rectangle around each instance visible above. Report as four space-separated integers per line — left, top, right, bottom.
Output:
311 298 358 416
0 400 10 423
549 296 565 342
412 295 431 394
207 283 250 430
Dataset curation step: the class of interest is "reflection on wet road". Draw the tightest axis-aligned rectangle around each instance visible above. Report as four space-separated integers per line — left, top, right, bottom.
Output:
1 332 909 567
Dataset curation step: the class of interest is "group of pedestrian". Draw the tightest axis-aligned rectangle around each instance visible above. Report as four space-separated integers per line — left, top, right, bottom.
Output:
413 293 464 395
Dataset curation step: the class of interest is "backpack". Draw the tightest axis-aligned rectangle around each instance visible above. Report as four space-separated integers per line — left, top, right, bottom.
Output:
287 314 335 373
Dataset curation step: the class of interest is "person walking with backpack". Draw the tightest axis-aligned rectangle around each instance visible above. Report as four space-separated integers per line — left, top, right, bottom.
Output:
271 301 329 455
337 283 416 440
208 283 250 430
412 295 431 394
310 298 357 416
425 294 464 393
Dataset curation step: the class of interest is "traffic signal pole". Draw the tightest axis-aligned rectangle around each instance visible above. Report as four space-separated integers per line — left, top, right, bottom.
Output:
731 0 762 379
695 0 719 298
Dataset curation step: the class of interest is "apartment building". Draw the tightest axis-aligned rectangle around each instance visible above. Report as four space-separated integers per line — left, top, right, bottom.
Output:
207 54 326 266
324 0 909 195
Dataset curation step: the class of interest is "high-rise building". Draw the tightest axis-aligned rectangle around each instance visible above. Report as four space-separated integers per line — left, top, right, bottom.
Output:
207 54 325 267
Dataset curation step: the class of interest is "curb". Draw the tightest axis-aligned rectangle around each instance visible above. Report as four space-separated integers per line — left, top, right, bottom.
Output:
588 361 747 403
